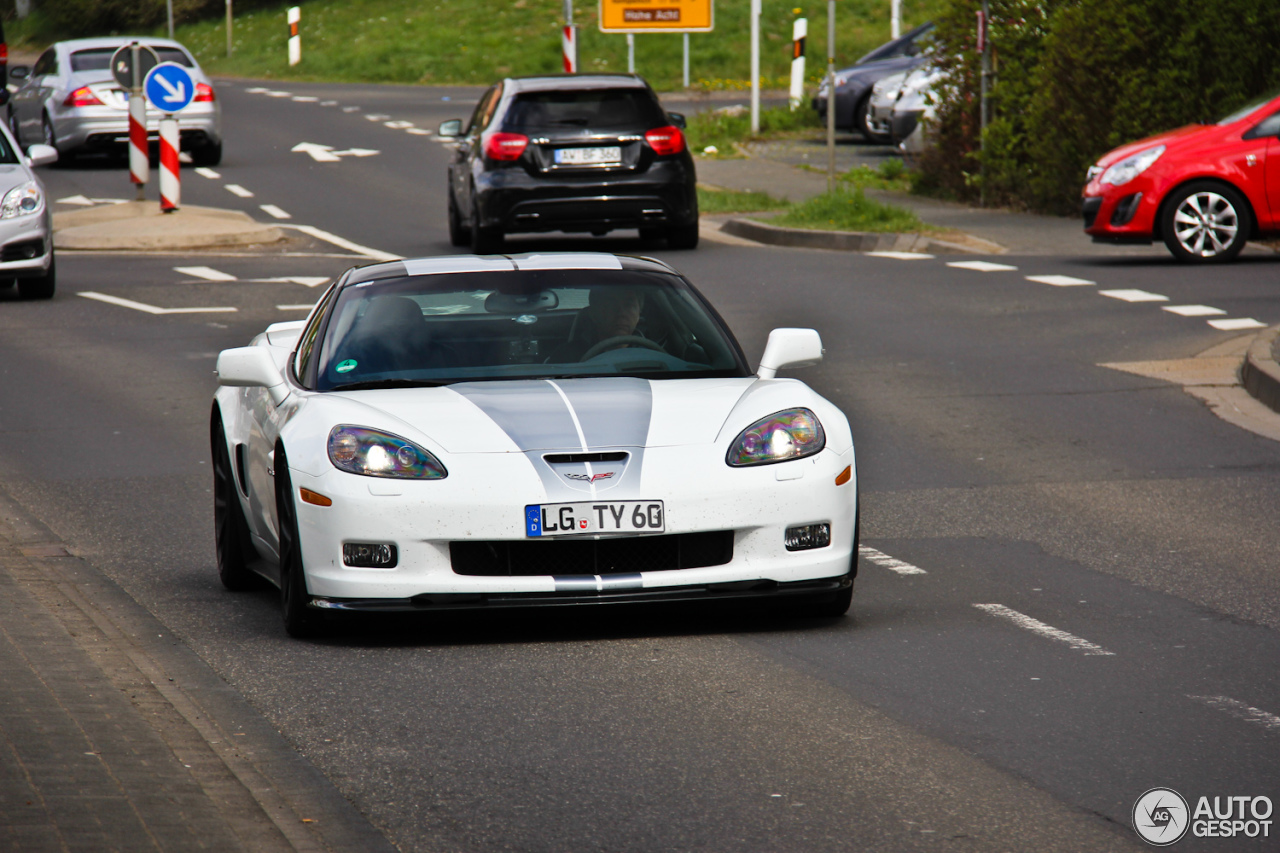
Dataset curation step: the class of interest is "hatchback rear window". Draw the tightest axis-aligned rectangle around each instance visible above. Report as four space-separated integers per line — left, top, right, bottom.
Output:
503 89 667 132
70 47 194 73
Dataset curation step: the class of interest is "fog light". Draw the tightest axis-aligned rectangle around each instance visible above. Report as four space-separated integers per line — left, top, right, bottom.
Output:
785 523 830 552
343 542 398 568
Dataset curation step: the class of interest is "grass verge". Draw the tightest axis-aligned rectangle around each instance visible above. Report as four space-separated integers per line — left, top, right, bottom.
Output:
696 186 790 215
770 186 930 233
685 105 823 158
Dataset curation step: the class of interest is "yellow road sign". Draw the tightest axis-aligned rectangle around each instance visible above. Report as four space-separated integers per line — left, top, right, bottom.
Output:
599 0 714 32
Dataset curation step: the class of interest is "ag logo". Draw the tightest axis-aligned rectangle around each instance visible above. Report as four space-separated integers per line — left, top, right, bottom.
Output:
1134 788 1190 846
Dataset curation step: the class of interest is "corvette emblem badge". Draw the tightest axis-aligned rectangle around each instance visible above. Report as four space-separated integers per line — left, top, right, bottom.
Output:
565 472 615 483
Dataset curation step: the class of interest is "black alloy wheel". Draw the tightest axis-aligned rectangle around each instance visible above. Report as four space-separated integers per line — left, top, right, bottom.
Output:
16 253 55 300
448 190 471 247
1161 180 1252 264
275 445 326 638
212 409 262 591
41 113 65 163
855 93 891 144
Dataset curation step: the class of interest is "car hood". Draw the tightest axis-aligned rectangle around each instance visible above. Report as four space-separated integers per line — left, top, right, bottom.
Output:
0 163 37 193
1094 124 1212 169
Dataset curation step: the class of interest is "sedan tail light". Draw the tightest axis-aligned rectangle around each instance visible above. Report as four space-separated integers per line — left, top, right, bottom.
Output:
64 86 104 108
0 44 8 62
484 132 528 161
645 125 686 156
194 82 216 102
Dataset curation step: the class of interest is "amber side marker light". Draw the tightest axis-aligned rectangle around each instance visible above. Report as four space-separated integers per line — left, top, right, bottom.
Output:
835 466 852 486
299 488 333 507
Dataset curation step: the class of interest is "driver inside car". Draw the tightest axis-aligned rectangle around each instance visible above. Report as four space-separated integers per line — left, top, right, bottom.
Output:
550 286 652 362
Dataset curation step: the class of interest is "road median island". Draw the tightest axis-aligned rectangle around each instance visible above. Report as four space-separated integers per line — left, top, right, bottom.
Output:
719 216 1004 255
1243 325 1280 415
53 202 287 251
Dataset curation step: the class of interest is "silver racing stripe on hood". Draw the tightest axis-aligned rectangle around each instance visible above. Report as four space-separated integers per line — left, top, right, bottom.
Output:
449 379 653 503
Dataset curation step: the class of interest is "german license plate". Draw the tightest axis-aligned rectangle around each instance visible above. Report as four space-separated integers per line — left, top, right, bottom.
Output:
525 501 664 537
555 146 622 165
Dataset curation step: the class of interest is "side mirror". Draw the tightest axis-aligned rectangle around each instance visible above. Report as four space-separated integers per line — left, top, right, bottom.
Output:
438 119 463 138
667 111 687 129
216 346 289 405
25 144 57 168
9 66 30 81
757 328 823 379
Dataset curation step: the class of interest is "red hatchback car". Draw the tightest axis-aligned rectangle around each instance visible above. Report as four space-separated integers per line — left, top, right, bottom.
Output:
1082 90 1280 263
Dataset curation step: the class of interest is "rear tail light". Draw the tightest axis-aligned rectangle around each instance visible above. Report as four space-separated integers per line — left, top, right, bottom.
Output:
484 132 528 161
0 44 8 62
194 82 216 102
64 86 104 108
645 125 686 156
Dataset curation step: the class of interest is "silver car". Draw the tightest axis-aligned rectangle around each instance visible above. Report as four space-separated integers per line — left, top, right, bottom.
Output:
7 37 222 166
867 71 909 141
0 121 57 299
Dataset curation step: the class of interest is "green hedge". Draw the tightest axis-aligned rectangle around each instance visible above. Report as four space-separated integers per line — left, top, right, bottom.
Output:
919 0 1280 214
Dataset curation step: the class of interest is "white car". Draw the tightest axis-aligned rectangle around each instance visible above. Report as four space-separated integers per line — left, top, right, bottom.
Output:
212 253 859 636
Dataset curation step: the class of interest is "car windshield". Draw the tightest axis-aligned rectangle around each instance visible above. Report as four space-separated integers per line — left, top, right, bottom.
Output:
503 89 667 131
70 47 194 73
313 269 751 391
1216 88 1280 125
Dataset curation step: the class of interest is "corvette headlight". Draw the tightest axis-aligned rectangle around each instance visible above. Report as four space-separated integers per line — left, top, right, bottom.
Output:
726 408 825 467
1099 145 1164 186
327 425 447 479
1 182 43 219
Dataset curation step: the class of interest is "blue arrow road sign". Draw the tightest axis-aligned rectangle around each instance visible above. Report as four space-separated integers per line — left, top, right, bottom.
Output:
144 62 195 112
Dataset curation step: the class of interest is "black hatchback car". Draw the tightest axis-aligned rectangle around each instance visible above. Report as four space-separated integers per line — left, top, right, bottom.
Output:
441 75 698 253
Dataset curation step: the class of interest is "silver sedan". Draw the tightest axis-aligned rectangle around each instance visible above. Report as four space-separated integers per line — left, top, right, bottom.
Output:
7 37 222 166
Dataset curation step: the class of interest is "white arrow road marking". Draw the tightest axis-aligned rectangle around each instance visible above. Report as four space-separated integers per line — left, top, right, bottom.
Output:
80 292 236 314
175 266 236 281
1208 318 1265 331
1100 289 1168 302
194 167 221 179
281 224 401 262
866 251 934 260
260 204 292 220
225 184 254 198
154 74 185 103
859 546 927 575
1163 305 1226 317
332 148 380 158
947 260 1018 272
252 276 330 288
278 303 318 311
291 142 341 162
1189 696 1280 732
1026 274 1095 286
973 603 1116 656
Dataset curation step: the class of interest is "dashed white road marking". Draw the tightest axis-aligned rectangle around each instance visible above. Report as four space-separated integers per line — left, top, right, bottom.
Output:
194 167 221 179
1026 274 1095 286
342 106 361 113
406 127 433 136
1163 305 1226 317
947 260 1018 272
1100 288 1168 302
245 87 269 94
384 120 415 129
225 184 254 198
859 546 927 575
365 114 391 122
57 195 127 206
867 251 934 260
1208 318 1266 331
175 266 236 281
253 276 330 288
259 204 292 220
79 292 236 314
320 100 339 107
281 224 402 262
973 603 1116 656
1189 695 1280 732
277 303 317 311
265 90 292 98
292 96 318 102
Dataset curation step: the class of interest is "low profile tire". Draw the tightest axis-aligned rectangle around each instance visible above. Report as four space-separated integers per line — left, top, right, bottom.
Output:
856 93 891 144
17 254 55 300
469 202 503 254
1161 181 1252 264
212 409 262 591
275 447 327 638
448 191 471 247
192 140 222 167
665 222 699 250
41 114 67 164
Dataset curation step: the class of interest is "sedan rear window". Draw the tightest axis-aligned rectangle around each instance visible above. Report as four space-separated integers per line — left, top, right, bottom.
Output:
503 89 667 132
70 47 194 73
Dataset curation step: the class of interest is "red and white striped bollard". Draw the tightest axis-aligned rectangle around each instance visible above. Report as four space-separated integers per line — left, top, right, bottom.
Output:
159 117 180 212
562 25 577 73
129 94 148 196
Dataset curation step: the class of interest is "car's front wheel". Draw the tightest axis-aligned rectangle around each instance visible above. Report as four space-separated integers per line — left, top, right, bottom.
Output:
1161 181 1252 264
275 446 327 638
855 93 890 144
212 409 262 591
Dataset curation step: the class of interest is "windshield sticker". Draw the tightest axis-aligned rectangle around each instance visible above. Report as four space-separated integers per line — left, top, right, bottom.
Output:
336 359 358 373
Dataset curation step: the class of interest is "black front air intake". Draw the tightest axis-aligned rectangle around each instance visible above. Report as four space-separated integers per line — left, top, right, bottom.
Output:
451 531 734 576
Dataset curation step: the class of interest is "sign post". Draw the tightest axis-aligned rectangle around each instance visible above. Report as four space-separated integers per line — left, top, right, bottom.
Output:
826 0 836 193
111 43 159 201
789 16 806 111
749 0 760 132
144 62 196 212
288 7 301 66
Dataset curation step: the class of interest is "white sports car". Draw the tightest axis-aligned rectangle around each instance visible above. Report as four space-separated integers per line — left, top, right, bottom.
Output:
212 253 859 636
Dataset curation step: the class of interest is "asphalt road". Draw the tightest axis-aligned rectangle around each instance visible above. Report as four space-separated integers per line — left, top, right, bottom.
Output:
3 78 1280 852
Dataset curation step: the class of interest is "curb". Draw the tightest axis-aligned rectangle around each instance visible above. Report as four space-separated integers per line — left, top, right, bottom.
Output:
720 216 1003 255
1242 324 1280 414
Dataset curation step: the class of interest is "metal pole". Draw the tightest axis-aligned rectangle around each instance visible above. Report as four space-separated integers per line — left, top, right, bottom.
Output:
683 33 690 89
226 0 233 56
167 0 174 39
749 0 761 133
130 41 146 202
827 1 836 192
627 33 635 73
891 0 900 39
979 0 990 207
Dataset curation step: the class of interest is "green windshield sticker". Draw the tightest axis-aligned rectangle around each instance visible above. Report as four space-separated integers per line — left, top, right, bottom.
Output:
335 359 358 373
